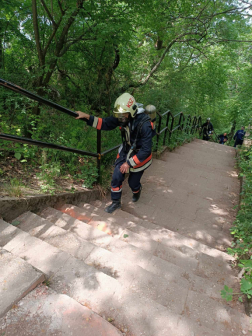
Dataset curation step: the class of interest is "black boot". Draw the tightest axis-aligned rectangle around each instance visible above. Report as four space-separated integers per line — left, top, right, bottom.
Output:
105 201 121 213
132 187 142 202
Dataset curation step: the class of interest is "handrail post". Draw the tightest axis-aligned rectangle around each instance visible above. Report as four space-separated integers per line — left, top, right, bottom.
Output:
169 115 174 141
97 129 102 183
198 116 202 136
156 112 162 151
178 113 182 132
163 112 170 145
186 115 191 134
191 117 196 134
181 114 185 131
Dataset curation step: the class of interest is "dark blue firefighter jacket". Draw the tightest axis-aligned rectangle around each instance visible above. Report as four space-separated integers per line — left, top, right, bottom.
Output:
86 113 154 172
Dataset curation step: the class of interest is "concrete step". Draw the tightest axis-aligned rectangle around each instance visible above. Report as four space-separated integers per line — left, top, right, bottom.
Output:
7 213 251 335
47 204 237 287
180 141 236 155
1 221 122 315
170 144 235 167
79 200 233 260
143 157 238 199
15 211 233 302
192 139 236 152
2 285 239 336
119 192 234 250
121 182 235 225
0 246 45 318
106 160 237 250
89 199 234 261
160 150 238 179
142 157 238 195
0 284 123 336
174 143 236 161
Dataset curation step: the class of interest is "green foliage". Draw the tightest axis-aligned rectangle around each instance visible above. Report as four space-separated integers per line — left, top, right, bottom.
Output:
11 220 20 227
3 178 24 198
77 162 98 189
222 133 252 302
36 162 61 195
1 0 252 194
221 285 233 302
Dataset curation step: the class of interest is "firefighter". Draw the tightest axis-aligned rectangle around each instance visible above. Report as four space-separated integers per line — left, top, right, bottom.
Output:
75 93 154 213
202 118 214 141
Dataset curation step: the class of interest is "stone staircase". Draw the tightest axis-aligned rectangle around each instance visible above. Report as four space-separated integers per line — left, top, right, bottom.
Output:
0 139 251 336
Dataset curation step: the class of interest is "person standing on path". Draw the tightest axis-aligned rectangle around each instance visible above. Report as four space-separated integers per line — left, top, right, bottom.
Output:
202 118 214 141
75 93 154 213
234 126 246 147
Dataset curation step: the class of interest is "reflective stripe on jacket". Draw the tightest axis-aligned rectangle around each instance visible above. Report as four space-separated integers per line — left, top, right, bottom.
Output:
87 114 153 172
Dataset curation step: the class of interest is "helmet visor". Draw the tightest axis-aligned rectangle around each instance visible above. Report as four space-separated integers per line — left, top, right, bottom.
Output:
113 103 130 114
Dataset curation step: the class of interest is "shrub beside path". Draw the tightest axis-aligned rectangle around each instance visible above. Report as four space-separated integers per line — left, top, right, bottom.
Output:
0 139 251 335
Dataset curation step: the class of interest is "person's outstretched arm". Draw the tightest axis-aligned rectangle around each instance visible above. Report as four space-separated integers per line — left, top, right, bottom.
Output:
76 111 119 131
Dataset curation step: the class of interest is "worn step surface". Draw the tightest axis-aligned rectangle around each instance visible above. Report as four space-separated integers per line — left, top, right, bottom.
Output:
5 214 250 335
74 202 238 284
1 220 122 309
48 204 237 287
0 284 123 336
0 244 45 318
87 199 234 260
2 284 239 336
15 211 234 302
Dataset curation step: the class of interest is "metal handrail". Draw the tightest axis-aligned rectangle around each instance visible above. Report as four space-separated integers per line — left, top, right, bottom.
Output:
0 133 98 157
0 78 78 118
155 110 202 149
210 129 219 143
0 77 203 182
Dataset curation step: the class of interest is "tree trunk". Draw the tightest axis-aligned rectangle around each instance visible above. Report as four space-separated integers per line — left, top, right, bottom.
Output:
0 35 3 70
229 120 236 141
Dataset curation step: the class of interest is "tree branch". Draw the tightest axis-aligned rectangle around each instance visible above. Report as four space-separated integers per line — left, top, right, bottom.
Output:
43 0 85 85
141 31 206 87
59 34 96 57
186 43 209 59
57 66 81 89
112 47 120 70
43 15 64 57
40 0 56 26
57 0 64 15
56 1 84 56
216 39 252 43
32 0 44 66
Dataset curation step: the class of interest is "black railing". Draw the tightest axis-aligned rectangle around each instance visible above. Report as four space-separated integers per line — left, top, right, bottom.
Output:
155 110 202 151
211 129 220 143
0 78 203 182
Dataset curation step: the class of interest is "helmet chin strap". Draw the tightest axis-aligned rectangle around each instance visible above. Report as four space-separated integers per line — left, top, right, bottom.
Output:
118 115 132 127
118 120 129 127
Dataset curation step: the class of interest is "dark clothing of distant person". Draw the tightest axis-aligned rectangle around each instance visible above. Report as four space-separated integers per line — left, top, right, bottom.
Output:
218 134 228 145
234 129 246 147
202 121 214 141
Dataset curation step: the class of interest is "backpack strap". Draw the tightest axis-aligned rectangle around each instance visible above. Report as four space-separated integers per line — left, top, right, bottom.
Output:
131 114 151 151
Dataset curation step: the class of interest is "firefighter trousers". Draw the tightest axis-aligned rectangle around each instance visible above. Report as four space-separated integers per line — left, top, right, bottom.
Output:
111 161 144 201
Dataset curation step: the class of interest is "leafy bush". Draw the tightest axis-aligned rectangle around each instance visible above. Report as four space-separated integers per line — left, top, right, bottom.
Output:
221 134 252 302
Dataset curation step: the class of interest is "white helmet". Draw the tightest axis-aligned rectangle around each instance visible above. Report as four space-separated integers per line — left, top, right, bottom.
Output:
207 118 210 121
113 93 137 118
